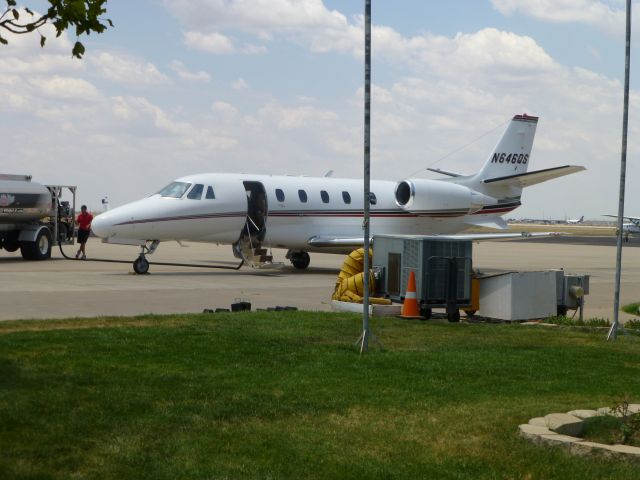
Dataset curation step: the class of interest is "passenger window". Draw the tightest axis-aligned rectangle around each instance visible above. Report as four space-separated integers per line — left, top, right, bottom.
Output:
320 190 329 203
342 191 351 204
276 188 285 202
206 186 215 199
187 184 204 200
369 192 377 205
298 189 308 203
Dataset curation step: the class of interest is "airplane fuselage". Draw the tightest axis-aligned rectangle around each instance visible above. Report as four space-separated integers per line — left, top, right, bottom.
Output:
93 173 518 254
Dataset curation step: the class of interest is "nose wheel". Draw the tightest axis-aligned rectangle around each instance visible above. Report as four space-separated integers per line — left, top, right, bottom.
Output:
133 256 150 274
132 240 159 274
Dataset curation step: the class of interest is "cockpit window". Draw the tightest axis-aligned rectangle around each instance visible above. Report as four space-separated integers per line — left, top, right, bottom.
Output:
187 184 204 200
158 181 192 198
206 186 215 199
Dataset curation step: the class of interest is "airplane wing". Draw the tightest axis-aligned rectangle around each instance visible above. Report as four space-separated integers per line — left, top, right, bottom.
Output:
464 217 509 230
307 232 562 247
483 165 585 188
603 214 640 221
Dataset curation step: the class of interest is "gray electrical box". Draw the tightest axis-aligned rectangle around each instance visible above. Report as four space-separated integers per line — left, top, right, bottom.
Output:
554 270 590 314
372 235 472 320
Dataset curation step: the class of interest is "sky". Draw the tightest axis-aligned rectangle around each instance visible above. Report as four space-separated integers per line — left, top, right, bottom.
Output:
1 0 639 220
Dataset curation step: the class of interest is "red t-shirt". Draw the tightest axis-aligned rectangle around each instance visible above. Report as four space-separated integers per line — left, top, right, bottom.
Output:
77 212 93 231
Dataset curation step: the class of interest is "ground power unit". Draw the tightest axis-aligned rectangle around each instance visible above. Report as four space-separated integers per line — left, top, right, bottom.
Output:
372 235 472 322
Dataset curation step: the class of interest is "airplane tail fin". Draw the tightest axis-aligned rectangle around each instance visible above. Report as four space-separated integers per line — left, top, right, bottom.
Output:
467 114 584 201
475 114 538 183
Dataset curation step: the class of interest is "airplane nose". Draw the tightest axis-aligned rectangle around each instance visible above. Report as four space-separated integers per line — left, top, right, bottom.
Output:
91 213 111 238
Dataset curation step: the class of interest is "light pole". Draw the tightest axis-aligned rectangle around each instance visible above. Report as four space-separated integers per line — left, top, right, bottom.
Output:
358 0 372 353
609 0 632 341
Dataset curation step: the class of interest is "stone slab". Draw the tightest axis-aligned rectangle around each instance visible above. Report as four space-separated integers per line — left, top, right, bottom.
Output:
538 433 582 444
567 409 599 419
519 424 554 437
528 417 546 427
544 413 584 437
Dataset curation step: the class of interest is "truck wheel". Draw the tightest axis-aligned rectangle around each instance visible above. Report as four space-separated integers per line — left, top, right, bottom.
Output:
20 228 52 260
447 310 461 323
133 257 150 274
3 239 19 253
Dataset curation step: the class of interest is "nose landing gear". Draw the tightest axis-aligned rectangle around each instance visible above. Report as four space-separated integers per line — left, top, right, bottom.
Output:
133 256 150 274
132 240 159 274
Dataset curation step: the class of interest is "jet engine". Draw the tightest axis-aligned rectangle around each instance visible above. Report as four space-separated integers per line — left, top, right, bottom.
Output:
394 179 495 215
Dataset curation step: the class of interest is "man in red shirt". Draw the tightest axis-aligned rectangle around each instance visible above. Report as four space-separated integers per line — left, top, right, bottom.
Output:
76 205 93 260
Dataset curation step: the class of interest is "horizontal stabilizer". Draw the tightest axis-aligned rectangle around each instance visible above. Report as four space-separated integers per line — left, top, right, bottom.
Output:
483 165 585 188
427 168 463 178
465 217 509 230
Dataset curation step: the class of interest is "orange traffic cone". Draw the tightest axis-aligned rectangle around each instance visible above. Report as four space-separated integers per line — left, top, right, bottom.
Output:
400 271 422 318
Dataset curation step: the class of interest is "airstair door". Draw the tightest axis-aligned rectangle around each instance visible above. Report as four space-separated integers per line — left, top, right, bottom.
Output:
242 181 268 242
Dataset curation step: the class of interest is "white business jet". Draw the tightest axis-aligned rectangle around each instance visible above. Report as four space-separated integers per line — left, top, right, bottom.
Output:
92 114 585 273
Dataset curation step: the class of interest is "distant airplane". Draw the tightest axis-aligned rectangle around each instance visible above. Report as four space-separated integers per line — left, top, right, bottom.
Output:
566 215 584 224
92 114 585 274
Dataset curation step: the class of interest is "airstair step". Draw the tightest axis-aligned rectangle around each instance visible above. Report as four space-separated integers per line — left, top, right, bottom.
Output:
254 248 268 256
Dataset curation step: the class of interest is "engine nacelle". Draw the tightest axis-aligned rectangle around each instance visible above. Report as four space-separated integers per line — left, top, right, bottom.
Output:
394 179 495 215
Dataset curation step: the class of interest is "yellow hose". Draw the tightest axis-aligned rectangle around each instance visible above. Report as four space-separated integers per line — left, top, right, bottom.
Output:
332 248 391 305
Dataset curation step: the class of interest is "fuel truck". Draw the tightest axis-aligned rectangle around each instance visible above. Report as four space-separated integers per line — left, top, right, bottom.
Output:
0 174 76 260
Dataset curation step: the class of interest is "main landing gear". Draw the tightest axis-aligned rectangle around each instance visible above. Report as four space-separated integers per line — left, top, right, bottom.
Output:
132 240 159 274
287 250 310 270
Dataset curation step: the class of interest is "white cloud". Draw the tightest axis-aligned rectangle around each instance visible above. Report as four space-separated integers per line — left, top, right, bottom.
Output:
232 77 248 89
258 101 338 129
184 31 235 54
183 31 267 54
28 76 100 100
170 0 347 34
91 52 170 86
491 0 624 35
169 60 211 82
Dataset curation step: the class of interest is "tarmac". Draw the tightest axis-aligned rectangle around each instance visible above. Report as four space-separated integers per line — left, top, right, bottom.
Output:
0 236 639 322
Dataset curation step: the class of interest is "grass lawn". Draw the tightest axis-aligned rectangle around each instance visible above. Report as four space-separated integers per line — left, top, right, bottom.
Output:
1 312 639 479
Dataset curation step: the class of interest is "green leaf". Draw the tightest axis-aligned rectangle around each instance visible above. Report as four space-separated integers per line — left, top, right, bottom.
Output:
71 40 85 59
12 8 18 20
0 35 7 45
40 35 46 48
7 0 17 7
25 7 33 16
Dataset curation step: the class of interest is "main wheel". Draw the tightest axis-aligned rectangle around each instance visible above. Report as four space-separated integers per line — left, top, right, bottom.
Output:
290 251 310 270
20 229 52 260
133 257 150 274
